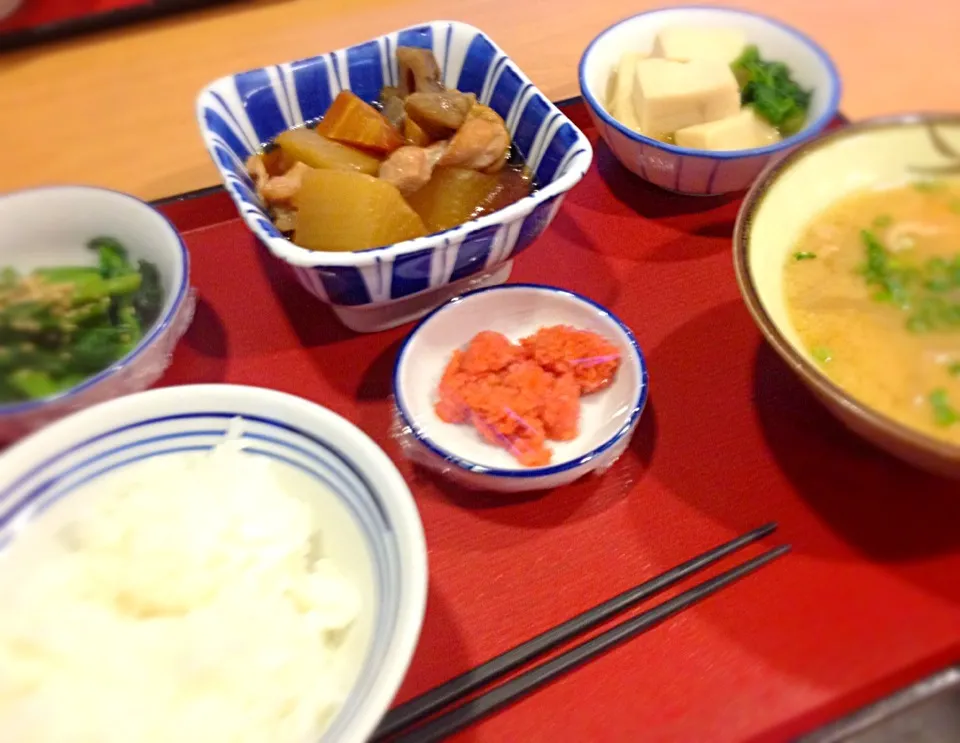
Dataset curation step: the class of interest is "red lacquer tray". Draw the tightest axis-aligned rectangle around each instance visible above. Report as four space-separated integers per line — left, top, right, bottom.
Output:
0 0 244 52
155 99 960 743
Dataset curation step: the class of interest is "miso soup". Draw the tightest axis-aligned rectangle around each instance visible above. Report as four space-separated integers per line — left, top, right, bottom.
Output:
784 179 960 444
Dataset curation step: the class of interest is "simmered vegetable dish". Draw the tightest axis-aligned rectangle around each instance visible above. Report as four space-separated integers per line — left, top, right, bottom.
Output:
246 47 536 252
0 238 163 403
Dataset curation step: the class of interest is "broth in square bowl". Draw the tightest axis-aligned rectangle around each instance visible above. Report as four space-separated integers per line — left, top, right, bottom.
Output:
784 178 960 443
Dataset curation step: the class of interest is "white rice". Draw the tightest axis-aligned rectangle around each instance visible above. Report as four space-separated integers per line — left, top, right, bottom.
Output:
0 424 361 743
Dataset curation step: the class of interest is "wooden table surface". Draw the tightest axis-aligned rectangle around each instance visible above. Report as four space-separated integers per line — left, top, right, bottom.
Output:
0 0 956 201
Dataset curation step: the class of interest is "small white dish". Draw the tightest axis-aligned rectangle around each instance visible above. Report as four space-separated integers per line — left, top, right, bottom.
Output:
0 186 195 442
578 5 841 195
0 384 428 742
393 284 648 493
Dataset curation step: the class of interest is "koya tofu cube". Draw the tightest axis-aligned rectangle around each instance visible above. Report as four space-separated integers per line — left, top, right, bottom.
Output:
607 51 646 131
652 27 747 65
632 58 740 138
675 107 781 151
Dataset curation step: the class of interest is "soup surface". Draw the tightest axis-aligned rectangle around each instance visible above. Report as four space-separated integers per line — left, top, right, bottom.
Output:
784 179 960 444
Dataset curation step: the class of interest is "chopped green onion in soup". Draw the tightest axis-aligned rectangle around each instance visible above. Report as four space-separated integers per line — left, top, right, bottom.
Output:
783 179 960 444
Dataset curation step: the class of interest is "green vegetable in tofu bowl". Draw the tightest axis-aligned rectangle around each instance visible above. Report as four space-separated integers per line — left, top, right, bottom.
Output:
731 45 812 137
0 238 164 403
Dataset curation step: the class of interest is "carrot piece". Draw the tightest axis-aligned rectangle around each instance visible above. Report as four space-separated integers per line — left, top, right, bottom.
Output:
316 91 405 154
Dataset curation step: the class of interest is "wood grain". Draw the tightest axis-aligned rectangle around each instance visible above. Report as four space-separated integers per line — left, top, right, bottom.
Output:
0 0 956 200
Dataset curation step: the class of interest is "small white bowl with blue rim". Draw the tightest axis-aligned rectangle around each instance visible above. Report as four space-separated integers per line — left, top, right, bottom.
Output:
0 185 195 443
393 284 648 493
578 6 841 196
196 20 593 334
0 383 428 743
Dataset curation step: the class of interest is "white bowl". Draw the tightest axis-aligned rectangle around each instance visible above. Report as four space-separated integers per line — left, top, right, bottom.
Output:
578 5 841 195
0 384 428 742
196 21 592 333
393 284 648 493
0 186 195 442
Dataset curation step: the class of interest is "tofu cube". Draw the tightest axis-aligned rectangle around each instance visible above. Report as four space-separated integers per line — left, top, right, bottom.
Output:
606 51 645 131
675 107 781 151
652 26 747 65
632 58 741 138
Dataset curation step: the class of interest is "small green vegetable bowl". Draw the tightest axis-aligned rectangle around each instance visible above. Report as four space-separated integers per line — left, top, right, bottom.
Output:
0 186 194 441
734 113 960 478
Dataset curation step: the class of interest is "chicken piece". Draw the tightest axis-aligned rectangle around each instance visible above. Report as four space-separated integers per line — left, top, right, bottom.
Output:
246 153 270 196
439 104 511 174
405 91 476 139
271 205 298 233
378 142 448 196
885 221 943 252
397 47 443 95
260 161 313 204
262 148 294 176
380 86 407 128
246 152 311 205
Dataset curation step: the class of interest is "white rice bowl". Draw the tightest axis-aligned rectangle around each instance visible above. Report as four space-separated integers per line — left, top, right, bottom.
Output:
0 424 368 743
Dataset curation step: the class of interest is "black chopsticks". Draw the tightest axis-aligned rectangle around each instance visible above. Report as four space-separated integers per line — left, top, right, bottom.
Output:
374 523 787 742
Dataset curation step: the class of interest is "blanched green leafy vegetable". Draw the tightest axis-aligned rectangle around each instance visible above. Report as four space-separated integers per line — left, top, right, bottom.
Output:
133 259 164 330
0 238 163 403
731 45 811 136
91 237 134 279
8 369 60 399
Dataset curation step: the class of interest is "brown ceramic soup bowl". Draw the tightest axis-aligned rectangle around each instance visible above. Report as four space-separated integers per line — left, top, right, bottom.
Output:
734 113 960 479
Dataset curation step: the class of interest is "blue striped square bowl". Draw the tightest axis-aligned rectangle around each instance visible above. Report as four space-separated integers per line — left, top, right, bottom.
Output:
196 21 593 333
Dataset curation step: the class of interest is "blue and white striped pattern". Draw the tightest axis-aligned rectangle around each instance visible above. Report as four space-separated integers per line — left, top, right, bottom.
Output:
196 21 592 308
0 411 400 743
